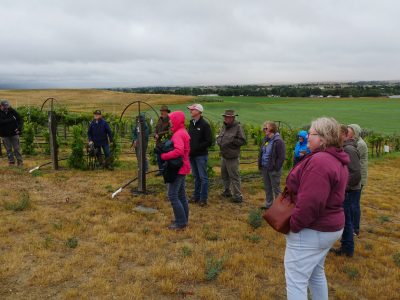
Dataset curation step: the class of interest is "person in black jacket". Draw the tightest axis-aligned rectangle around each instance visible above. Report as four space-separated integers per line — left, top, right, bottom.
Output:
187 104 212 206
0 100 23 166
332 125 361 258
87 110 113 169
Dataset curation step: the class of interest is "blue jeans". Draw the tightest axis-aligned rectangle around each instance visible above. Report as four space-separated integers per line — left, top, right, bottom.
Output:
95 144 110 158
167 175 189 226
341 190 361 254
352 186 363 232
190 155 209 202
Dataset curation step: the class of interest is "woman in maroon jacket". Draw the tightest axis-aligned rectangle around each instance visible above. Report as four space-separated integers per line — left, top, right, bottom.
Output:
284 117 349 300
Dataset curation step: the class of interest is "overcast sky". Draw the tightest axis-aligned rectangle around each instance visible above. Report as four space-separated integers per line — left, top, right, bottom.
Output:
0 0 399 88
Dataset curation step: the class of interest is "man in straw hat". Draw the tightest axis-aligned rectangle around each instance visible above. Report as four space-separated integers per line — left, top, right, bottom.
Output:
216 109 246 203
154 105 171 175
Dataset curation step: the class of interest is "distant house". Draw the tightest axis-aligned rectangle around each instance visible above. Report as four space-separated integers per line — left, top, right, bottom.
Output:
388 95 400 98
198 94 219 97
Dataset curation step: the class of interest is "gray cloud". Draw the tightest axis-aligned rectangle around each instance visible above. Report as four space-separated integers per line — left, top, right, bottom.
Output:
0 0 399 88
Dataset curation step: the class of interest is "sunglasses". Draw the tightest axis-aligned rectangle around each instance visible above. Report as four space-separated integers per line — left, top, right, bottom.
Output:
263 128 269 131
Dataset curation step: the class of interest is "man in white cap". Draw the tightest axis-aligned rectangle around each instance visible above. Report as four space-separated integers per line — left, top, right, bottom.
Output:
187 103 212 206
0 100 23 166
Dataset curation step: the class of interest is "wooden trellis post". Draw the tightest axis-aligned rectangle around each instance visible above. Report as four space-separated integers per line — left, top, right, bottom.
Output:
48 111 59 170
137 112 146 193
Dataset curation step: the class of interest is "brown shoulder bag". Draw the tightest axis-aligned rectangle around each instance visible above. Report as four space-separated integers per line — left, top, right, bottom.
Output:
263 187 295 234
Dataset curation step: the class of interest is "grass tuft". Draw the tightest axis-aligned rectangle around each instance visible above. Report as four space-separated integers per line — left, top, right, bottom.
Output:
205 256 224 281
378 215 390 224
244 234 261 243
4 193 31 212
343 266 359 280
393 253 400 267
181 245 192 257
203 225 220 241
248 208 263 229
66 237 79 249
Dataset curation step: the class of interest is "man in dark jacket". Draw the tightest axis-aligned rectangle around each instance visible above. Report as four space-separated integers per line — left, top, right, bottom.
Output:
87 110 113 169
0 100 23 166
154 105 170 175
216 109 246 203
332 125 361 257
258 121 286 209
187 103 212 206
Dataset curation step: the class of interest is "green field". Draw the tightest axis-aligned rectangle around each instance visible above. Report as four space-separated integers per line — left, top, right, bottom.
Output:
1 90 398 133
168 97 400 133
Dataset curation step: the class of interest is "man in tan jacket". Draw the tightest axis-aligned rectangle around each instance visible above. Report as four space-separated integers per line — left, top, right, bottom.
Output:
216 109 246 203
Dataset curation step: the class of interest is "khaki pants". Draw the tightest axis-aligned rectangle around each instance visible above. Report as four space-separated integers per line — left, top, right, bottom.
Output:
2 135 23 164
221 157 242 200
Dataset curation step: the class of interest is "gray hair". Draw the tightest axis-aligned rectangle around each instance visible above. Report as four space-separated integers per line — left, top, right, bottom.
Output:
310 117 341 148
0 99 10 108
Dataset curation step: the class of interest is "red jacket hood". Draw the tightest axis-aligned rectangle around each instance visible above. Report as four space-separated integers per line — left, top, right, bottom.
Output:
169 111 185 133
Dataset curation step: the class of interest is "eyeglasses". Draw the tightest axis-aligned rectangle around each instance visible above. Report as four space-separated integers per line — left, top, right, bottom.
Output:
263 128 269 131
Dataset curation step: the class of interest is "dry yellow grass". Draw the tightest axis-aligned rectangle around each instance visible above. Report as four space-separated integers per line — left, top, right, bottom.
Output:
0 89 194 113
0 152 399 299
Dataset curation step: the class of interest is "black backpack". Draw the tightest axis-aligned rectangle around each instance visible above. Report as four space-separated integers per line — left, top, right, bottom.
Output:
155 139 183 183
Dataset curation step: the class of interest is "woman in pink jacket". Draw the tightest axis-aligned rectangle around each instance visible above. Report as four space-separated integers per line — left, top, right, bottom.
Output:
161 111 191 230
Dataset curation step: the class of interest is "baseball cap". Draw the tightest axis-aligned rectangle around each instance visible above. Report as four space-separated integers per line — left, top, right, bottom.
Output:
187 103 204 113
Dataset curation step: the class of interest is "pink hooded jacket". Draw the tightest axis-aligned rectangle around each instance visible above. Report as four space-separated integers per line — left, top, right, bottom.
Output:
161 111 191 175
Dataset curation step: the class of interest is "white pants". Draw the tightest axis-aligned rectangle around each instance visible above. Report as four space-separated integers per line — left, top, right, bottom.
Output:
285 228 343 300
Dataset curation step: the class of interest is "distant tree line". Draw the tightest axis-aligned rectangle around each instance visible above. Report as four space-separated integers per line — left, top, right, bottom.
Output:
105 82 400 98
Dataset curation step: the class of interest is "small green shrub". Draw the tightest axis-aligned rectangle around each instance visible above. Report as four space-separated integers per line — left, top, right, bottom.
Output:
109 127 121 167
68 125 86 169
22 122 35 155
203 225 219 241
43 236 53 249
52 222 63 230
205 257 224 281
364 243 373 251
181 245 192 257
4 193 31 212
393 253 400 267
343 266 359 280
378 215 390 224
31 169 43 177
244 234 261 243
248 209 263 230
66 237 78 249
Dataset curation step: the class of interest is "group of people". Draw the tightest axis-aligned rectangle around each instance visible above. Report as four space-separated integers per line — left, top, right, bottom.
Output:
153 108 369 300
1 98 370 299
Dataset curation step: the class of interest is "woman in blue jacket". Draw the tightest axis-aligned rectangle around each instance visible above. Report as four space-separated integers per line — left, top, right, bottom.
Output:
293 130 311 165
